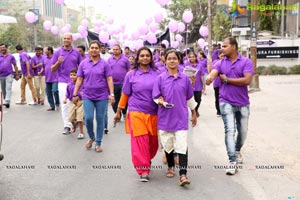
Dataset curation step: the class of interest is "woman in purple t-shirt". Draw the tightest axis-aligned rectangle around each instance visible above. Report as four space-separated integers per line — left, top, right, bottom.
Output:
153 49 197 186
72 41 115 153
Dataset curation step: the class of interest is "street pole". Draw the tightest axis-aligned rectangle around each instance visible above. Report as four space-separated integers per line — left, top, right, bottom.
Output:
207 0 212 72
33 0 37 48
249 0 260 91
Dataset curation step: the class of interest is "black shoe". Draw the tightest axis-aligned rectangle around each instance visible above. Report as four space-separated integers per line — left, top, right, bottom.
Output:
47 107 55 111
4 103 10 108
104 128 108 134
62 127 71 135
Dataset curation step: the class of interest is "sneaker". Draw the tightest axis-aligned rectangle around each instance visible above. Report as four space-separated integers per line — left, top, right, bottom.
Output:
28 101 38 105
16 99 27 105
104 128 108 134
216 112 221 117
226 162 238 175
77 133 85 139
140 174 149 182
46 107 55 111
3 103 10 108
62 127 71 135
236 151 243 164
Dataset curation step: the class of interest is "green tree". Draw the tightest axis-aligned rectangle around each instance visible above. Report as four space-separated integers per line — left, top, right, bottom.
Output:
213 7 232 42
257 0 281 34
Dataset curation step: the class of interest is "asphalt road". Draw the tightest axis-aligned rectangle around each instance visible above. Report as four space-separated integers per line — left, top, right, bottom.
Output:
0 75 300 200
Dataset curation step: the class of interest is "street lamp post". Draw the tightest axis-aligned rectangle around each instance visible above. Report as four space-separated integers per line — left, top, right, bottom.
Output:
33 0 37 47
207 0 213 72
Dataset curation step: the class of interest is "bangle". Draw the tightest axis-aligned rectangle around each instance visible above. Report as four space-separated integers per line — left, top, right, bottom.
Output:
73 95 78 97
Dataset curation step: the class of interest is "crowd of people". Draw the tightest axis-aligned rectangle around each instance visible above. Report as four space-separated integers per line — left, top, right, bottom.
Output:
0 35 253 185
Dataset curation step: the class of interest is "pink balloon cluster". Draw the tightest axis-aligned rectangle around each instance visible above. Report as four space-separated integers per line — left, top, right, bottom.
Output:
197 38 205 49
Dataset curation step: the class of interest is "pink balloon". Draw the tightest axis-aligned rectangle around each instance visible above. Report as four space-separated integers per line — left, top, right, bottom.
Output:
146 32 157 44
171 41 179 48
55 0 64 4
107 18 114 25
77 25 86 34
99 31 109 43
155 0 170 6
80 30 88 38
175 34 183 42
25 12 36 24
81 19 89 28
197 38 205 48
162 40 169 48
61 26 69 34
154 12 164 23
94 20 103 27
138 25 148 35
73 33 81 41
51 26 59 35
145 17 153 25
168 21 178 33
182 10 193 23
43 21 52 31
108 39 117 48
199 26 209 37
177 22 185 33
131 31 140 40
149 23 159 33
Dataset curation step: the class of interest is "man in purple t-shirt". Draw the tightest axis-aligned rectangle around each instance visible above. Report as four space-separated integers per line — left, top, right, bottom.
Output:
51 33 82 135
107 44 131 119
0 43 19 108
15 45 38 105
206 37 254 175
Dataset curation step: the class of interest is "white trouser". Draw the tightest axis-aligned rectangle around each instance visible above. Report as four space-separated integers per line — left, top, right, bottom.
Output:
58 82 72 128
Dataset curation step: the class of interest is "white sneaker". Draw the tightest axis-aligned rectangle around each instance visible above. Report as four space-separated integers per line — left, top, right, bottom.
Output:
28 101 38 105
226 162 238 175
236 151 243 164
16 99 27 105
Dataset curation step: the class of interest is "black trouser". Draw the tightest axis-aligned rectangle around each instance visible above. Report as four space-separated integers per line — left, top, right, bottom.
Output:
112 84 127 115
214 87 221 114
165 150 188 176
194 91 202 114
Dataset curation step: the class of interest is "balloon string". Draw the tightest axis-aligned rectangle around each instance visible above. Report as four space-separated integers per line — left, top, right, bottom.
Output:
185 23 189 56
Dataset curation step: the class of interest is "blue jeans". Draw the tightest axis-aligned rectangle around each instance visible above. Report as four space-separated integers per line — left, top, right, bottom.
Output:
83 99 108 146
46 82 59 109
220 102 250 162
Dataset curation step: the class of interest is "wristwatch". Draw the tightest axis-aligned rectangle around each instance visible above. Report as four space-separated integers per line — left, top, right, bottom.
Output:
110 94 115 97
223 77 228 84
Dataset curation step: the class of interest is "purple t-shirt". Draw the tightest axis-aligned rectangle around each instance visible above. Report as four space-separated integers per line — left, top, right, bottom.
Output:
212 49 220 61
77 58 112 100
213 54 254 106
66 81 83 100
44 55 58 83
0 53 16 77
122 67 159 115
184 62 205 92
19 51 33 76
107 54 130 85
212 60 221 88
197 58 208 74
153 71 194 131
31 55 45 76
52 46 81 83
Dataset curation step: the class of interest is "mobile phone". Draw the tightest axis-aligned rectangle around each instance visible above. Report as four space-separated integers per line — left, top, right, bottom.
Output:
165 103 174 108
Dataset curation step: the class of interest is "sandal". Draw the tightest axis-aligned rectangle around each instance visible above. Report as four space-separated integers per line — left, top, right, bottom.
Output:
179 175 190 186
85 139 94 149
95 145 103 152
166 167 175 178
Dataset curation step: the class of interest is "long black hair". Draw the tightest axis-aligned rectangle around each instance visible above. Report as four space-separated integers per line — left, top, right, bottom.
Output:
133 46 157 70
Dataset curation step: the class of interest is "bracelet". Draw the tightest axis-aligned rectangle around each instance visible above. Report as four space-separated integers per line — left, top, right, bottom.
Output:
73 95 78 97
